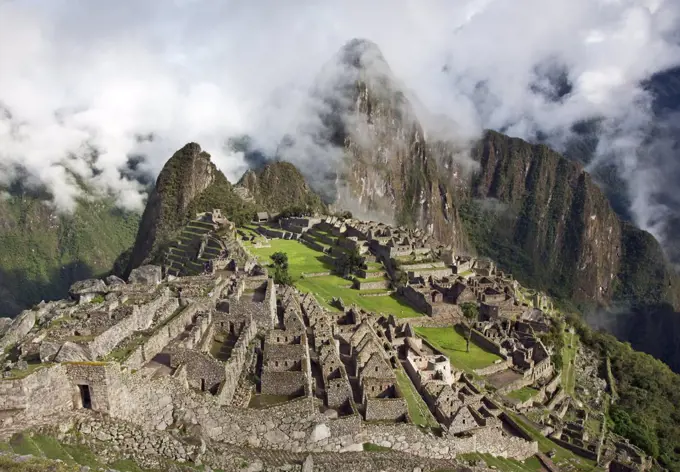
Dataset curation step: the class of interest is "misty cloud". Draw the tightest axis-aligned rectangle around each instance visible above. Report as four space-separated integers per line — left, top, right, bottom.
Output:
0 0 679 256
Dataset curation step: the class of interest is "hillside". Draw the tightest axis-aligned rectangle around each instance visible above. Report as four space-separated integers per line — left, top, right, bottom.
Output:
236 160 327 214
0 192 138 317
463 130 679 308
125 143 256 275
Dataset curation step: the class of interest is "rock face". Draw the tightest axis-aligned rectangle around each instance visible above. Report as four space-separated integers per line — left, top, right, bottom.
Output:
69 279 108 301
314 38 468 249
54 341 91 362
128 265 162 286
236 161 327 214
125 143 217 274
463 130 679 307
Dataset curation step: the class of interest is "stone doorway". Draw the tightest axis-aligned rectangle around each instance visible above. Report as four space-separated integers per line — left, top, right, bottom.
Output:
78 384 92 409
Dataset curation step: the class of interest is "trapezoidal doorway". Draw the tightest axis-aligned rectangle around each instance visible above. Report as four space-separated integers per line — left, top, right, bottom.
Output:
78 384 92 409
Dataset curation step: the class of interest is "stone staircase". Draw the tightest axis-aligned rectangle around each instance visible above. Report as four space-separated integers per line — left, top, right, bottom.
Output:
166 218 218 277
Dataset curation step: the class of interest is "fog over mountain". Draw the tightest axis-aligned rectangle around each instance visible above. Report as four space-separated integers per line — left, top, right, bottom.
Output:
1 0 679 254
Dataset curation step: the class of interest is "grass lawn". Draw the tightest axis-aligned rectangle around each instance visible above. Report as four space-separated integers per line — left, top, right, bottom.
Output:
506 386 539 403
561 330 578 395
414 327 502 372
297 276 422 318
245 239 333 278
395 370 439 428
246 237 423 318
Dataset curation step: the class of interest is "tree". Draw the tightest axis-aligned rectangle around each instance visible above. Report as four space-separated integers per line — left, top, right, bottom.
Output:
270 252 288 270
337 248 363 277
270 251 292 285
460 302 479 353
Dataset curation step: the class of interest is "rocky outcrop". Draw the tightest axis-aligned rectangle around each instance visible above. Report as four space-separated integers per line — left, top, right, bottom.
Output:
128 265 162 286
314 39 468 249
69 279 108 303
125 143 217 274
54 341 91 362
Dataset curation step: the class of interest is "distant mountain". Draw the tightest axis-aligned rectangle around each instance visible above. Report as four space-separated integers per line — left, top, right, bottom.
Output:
0 191 138 317
312 38 470 249
236 161 327 214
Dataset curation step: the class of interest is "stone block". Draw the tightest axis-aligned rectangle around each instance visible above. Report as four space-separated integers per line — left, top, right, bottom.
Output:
128 265 162 285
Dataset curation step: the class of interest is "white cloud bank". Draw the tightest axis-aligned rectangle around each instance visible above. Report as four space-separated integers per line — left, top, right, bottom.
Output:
0 0 679 248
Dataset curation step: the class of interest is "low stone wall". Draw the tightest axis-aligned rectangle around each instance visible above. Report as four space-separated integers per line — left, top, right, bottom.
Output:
474 360 511 377
497 376 533 395
469 329 506 359
217 320 257 405
550 436 598 460
357 280 391 290
123 302 207 370
364 398 407 422
88 291 171 359
301 237 326 253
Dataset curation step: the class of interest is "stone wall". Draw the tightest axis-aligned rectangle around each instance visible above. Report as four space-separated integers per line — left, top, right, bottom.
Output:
0 364 72 422
261 371 307 396
65 363 111 412
473 360 511 377
123 302 207 370
497 377 533 395
88 291 171 359
364 398 407 422
469 329 506 358
217 320 257 406
34 363 538 461
170 349 225 393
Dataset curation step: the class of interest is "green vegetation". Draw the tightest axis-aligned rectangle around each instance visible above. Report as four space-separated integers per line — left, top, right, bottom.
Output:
9 433 41 456
506 386 539 403
246 238 423 318
569 314 680 469
459 452 542 472
394 370 439 428
0 194 139 317
459 302 479 353
561 330 578 395
362 442 391 452
504 411 597 470
297 276 421 318
270 251 293 286
30 435 75 464
414 327 502 372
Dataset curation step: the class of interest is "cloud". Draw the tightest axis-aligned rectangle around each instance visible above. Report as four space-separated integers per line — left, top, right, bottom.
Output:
0 0 679 257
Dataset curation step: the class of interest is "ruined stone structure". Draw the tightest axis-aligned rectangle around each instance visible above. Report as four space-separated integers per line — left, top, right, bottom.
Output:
0 213 546 468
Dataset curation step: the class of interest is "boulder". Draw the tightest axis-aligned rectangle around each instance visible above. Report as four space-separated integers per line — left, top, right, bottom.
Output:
54 341 91 362
69 279 107 298
15 360 28 371
105 275 126 286
128 265 162 285
39 341 62 362
309 423 330 443
302 455 314 472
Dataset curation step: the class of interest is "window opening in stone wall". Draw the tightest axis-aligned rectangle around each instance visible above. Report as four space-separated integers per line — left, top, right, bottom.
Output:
201 378 206 392
78 384 92 409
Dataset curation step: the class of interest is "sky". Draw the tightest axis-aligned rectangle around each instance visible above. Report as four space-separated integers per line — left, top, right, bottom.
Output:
0 0 679 247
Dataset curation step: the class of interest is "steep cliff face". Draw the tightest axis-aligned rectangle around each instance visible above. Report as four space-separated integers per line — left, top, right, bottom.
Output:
235 161 327 214
464 130 679 307
318 39 467 249
125 143 216 273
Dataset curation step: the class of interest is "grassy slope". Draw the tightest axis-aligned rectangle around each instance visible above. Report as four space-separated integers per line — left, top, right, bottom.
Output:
414 327 502 372
506 387 539 403
394 369 439 428
561 330 578 396
0 195 139 317
245 238 423 318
